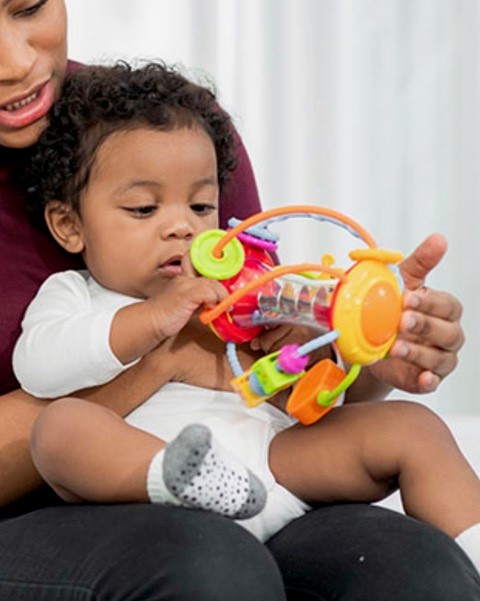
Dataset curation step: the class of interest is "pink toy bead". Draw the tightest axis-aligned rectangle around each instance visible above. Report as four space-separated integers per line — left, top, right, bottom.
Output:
278 345 309 374
237 232 278 252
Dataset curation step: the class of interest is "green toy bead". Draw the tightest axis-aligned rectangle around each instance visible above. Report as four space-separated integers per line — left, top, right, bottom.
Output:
252 352 304 395
190 229 245 280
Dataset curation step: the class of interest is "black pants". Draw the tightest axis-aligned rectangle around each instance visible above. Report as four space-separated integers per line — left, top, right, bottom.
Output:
0 503 478 601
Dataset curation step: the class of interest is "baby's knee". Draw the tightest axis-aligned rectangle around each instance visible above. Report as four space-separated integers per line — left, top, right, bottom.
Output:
383 400 455 452
359 401 457 486
31 398 89 465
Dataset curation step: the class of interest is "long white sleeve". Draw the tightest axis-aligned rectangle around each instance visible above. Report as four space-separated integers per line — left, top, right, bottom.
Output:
13 270 138 398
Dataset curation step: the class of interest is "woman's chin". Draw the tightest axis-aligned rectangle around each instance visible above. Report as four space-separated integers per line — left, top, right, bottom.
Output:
0 117 49 150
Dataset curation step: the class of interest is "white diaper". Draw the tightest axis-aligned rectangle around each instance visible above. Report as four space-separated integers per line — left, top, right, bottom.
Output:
126 382 310 541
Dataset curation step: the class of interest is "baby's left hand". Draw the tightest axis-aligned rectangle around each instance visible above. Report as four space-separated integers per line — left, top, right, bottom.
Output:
368 234 464 394
250 324 305 354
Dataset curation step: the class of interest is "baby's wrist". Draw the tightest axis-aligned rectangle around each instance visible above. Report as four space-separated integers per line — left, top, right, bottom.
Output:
145 298 171 344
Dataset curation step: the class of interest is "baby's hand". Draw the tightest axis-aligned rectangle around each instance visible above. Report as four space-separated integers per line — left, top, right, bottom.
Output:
250 325 298 355
149 276 228 340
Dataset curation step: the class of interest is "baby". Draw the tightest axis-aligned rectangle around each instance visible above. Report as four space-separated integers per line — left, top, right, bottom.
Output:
14 62 480 568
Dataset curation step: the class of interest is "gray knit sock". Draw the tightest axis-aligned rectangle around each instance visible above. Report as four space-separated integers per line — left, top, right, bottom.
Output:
154 424 266 519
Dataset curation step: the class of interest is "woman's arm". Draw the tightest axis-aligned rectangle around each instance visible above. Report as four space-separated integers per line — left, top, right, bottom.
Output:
71 341 177 413
0 389 45 507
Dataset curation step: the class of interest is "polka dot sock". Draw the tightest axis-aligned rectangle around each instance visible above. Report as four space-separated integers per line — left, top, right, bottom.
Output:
147 424 267 519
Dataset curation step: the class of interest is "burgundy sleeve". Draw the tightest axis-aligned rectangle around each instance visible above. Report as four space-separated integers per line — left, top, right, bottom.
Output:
219 130 262 229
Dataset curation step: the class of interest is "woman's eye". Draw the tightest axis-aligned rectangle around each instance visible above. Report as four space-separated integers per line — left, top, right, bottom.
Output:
125 206 157 218
15 0 48 17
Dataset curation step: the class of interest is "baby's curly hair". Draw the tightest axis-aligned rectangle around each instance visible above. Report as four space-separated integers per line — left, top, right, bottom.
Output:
25 61 238 221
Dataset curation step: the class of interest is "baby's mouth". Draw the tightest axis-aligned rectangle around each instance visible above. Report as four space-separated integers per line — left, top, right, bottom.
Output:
159 256 183 275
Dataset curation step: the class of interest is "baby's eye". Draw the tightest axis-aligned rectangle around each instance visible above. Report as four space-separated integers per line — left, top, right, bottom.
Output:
124 205 157 218
15 0 48 17
191 203 217 216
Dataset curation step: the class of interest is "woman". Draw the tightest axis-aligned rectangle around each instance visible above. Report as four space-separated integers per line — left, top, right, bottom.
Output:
0 1 477 600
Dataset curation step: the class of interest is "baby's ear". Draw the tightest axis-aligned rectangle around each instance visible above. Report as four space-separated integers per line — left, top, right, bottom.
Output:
44 201 85 254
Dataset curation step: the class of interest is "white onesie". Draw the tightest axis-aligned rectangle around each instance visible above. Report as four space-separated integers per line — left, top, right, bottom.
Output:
13 270 309 541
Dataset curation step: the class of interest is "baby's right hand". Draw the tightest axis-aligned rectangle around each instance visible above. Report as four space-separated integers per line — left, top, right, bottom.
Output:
148 276 228 340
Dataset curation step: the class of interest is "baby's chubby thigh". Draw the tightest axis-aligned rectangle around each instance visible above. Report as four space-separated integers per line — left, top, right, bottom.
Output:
268 400 444 505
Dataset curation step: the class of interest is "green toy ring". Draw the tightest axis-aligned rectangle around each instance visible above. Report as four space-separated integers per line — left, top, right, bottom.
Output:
190 229 245 280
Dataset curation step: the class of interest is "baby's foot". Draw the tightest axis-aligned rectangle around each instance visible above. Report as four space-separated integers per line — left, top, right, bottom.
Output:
162 424 266 519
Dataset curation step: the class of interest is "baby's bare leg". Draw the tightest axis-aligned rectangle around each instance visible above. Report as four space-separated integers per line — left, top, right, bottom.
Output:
31 398 266 517
31 398 164 503
270 400 480 538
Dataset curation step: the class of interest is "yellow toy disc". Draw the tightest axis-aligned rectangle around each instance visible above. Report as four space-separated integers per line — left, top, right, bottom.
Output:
332 260 403 364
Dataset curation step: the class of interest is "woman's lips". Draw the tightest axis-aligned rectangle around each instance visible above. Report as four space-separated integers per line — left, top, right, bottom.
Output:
0 80 55 129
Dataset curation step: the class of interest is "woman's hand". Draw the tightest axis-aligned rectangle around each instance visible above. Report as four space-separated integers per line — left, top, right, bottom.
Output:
368 234 464 394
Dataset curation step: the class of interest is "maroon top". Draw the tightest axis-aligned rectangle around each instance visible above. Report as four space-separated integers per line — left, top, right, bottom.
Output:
0 62 262 395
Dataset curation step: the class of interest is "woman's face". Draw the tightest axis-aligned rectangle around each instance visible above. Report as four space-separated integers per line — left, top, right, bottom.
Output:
0 0 67 149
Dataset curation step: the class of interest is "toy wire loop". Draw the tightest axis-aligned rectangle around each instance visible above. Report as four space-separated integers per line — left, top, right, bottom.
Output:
211 204 378 259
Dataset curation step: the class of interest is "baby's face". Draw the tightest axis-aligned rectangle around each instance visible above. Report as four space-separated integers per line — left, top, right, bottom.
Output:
76 125 220 298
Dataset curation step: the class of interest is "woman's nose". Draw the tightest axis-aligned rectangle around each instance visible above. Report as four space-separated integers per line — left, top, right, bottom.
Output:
0 27 36 83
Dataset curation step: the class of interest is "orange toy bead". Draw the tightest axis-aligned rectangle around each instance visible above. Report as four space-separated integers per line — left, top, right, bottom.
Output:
286 359 347 425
